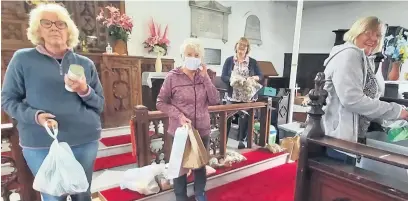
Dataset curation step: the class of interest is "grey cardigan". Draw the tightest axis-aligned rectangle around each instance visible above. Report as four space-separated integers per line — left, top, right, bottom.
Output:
323 42 402 143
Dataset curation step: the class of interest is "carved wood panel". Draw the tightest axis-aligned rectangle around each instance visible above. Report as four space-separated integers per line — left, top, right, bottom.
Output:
1 1 124 52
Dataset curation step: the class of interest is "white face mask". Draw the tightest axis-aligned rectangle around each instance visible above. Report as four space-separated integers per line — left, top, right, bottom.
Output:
184 57 201 71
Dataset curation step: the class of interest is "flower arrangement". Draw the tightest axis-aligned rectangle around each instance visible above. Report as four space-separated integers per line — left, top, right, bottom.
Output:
143 18 170 55
384 30 408 64
96 6 133 42
230 70 262 102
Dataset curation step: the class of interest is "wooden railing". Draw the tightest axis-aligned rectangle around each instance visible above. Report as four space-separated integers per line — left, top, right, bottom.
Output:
295 72 408 201
132 99 273 167
1 122 40 201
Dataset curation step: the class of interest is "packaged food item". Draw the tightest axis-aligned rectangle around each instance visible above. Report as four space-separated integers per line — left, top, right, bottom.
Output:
386 120 408 142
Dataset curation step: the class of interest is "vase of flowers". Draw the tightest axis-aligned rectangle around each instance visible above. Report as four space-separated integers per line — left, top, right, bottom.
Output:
97 6 133 55
384 30 408 80
143 18 170 72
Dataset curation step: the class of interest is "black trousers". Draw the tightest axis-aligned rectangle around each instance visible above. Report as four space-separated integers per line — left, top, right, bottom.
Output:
226 101 249 142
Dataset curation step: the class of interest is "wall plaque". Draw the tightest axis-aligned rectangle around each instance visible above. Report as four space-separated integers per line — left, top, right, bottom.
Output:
244 15 262 46
204 48 221 65
189 0 231 43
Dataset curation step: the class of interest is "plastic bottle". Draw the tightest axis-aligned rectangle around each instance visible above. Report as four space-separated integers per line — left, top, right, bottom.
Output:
268 125 277 145
106 43 113 54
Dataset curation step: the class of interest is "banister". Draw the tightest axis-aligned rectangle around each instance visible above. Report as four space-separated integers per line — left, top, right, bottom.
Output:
295 72 408 201
140 102 269 119
308 136 408 169
1 121 40 201
133 100 271 167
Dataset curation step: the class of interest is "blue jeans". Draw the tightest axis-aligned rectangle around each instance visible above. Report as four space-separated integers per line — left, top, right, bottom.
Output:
22 140 99 201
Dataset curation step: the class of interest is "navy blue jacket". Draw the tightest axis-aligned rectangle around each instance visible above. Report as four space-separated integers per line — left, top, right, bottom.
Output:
221 56 263 98
1 48 104 147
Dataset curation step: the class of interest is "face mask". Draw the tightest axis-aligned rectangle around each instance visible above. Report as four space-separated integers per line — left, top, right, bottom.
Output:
184 57 201 71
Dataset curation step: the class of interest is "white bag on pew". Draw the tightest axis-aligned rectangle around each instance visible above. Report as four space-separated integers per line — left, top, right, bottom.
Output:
167 125 189 179
33 122 89 196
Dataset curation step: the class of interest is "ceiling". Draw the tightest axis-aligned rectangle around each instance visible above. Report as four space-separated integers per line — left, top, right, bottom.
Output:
279 1 355 9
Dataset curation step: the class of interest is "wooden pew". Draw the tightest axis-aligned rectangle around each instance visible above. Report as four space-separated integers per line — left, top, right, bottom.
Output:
295 72 408 201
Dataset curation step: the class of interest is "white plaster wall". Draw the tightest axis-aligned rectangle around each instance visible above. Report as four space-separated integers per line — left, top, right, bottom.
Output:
124 1 296 76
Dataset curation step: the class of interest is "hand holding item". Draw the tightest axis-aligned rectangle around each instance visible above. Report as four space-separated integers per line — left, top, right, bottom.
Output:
37 113 56 127
46 119 58 130
400 109 408 120
65 64 88 94
200 64 208 78
179 115 192 125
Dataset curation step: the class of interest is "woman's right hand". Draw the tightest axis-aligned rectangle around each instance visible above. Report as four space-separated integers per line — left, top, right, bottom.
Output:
399 109 408 120
37 113 56 126
179 115 192 125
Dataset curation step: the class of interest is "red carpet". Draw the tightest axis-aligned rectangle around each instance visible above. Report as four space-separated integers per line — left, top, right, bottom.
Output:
100 134 131 147
99 149 286 201
203 162 297 201
94 152 136 171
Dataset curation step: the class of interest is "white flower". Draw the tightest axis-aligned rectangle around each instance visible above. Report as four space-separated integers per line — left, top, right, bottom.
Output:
153 45 166 54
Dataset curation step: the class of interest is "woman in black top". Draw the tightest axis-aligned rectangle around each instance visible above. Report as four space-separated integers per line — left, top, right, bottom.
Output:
221 37 263 149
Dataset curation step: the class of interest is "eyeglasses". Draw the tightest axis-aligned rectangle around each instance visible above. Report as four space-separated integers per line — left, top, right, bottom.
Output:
364 30 382 39
40 19 67 29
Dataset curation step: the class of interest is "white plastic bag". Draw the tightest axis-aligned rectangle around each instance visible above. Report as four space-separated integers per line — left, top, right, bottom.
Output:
120 163 165 195
32 122 89 196
167 125 189 179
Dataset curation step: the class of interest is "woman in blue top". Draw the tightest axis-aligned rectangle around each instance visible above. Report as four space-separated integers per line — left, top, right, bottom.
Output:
221 37 263 149
1 3 104 201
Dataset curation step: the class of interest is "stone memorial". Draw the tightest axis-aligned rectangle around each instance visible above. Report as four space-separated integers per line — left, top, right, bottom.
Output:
189 0 231 43
244 15 262 46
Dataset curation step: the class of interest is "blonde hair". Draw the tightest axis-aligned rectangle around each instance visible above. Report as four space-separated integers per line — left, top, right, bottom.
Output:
343 16 382 52
235 37 251 55
180 38 205 59
27 3 80 48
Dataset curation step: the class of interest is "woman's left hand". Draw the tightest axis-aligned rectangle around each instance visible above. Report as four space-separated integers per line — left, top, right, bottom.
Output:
64 74 88 95
200 64 208 78
249 76 260 81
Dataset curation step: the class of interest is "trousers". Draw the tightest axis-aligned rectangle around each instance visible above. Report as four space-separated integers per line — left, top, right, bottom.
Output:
173 135 210 201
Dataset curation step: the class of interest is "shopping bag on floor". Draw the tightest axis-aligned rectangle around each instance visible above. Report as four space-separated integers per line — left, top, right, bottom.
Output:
183 126 210 169
167 125 190 179
120 163 165 195
33 120 89 196
280 135 300 161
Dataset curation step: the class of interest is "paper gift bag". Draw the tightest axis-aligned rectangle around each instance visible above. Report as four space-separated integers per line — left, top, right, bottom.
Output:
281 135 300 161
167 126 189 179
183 128 209 169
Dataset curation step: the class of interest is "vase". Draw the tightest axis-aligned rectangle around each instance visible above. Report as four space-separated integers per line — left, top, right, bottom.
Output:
388 62 401 81
114 40 127 55
155 52 163 72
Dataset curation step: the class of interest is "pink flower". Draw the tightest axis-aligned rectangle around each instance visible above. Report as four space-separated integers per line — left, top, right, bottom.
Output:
96 6 133 33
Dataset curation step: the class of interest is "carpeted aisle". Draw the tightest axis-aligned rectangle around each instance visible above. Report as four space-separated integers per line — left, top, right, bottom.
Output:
201 162 297 201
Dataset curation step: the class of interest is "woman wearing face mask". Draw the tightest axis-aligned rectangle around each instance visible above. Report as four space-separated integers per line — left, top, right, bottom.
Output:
323 16 408 165
221 37 263 149
156 38 219 201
